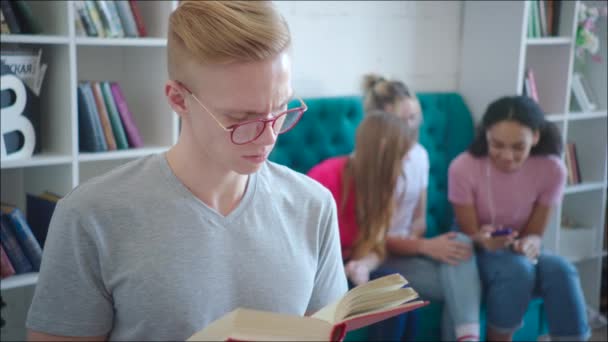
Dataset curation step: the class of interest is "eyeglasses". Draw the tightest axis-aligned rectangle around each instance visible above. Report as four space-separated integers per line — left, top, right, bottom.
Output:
180 84 307 145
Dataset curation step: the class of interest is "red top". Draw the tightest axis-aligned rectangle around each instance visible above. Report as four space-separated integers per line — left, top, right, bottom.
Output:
307 156 357 260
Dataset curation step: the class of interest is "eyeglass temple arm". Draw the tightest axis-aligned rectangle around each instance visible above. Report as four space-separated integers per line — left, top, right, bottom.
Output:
176 81 232 132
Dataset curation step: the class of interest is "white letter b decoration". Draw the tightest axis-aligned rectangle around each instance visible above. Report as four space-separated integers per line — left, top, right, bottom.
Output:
1 74 36 160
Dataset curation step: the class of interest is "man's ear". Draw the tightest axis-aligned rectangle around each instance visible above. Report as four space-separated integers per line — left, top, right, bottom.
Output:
165 80 188 118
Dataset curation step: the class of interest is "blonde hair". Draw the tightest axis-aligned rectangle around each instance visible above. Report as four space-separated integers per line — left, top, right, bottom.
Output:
342 111 416 261
362 74 414 113
167 1 291 81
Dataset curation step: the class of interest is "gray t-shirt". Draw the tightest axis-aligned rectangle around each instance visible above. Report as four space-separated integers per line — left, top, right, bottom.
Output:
26 153 347 341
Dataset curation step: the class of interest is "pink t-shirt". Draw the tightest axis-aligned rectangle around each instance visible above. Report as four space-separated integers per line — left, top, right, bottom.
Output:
448 152 566 231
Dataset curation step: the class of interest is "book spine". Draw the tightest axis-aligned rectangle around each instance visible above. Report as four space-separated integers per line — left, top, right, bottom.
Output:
91 81 118 150
110 82 143 147
564 143 574 185
129 0 147 37
0 214 33 274
85 0 106 37
75 0 98 37
114 0 138 37
13 0 43 34
3 207 42 271
0 245 16 278
101 81 129 149
571 73 593 112
1 7 11 34
96 0 124 38
527 68 539 103
26 193 57 248
78 82 108 151
1 1 21 34
570 143 582 184
538 0 547 37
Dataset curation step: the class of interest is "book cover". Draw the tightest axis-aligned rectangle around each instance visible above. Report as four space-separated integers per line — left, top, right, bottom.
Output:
546 0 554 36
114 0 138 37
1 5 11 34
26 192 59 248
1 204 42 271
101 81 129 149
96 0 124 38
526 68 539 103
85 0 106 38
188 274 428 341
0 1 21 34
564 143 575 185
538 0 547 37
91 81 117 150
74 0 98 37
0 213 33 274
128 0 147 37
110 82 143 148
0 245 16 279
78 82 108 152
570 143 582 184
12 0 43 34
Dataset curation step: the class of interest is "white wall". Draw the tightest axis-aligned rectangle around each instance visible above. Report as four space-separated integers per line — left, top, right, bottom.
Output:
274 1 464 97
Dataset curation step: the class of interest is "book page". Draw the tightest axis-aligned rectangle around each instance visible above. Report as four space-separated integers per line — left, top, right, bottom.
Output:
311 298 340 323
188 308 332 341
342 287 419 319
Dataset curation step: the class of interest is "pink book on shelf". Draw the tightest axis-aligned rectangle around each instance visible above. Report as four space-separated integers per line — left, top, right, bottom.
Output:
0 245 16 279
527 68 540 103
110 82 143 148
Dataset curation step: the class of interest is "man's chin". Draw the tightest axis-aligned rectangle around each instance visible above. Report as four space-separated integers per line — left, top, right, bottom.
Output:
233 160 266 175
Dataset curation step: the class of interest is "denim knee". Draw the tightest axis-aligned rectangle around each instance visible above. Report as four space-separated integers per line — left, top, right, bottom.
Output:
479 251 536 332
453 232 473 246
538 254 579 281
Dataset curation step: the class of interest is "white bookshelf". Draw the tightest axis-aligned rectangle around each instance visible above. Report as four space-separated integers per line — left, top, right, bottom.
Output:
0 1 179 339
460 1 608 310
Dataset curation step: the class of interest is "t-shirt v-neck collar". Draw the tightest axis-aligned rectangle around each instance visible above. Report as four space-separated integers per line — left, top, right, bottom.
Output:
158 153 258 225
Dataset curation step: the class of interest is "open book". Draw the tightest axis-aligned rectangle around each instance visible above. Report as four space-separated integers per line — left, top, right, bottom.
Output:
188 274 428 341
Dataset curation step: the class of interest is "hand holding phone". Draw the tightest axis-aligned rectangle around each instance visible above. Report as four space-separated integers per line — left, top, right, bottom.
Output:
491 227 513 237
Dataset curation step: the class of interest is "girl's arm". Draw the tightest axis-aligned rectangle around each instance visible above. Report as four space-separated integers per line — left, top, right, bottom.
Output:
519 203 552 237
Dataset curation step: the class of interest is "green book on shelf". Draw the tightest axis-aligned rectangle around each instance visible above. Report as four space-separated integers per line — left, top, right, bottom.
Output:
101 81 129 150
12 0 42 34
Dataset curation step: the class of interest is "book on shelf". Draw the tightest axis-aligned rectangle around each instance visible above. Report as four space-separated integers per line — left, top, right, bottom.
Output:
77 80 143 152
188 274 428 341
0 245 16 279
564 142 582 185
0 211 33 274
26 191 61 248
0 0 42 35
91 81 118 150
571 72 597 112
1 3 12 34
1 204 42 272
75 0 146 38
78 81 108 152
527 0 561 38
524 68 540 104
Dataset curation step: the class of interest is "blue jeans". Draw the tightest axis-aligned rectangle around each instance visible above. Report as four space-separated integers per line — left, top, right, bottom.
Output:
476 248 591 341
382 232 481 341
346 266 417 341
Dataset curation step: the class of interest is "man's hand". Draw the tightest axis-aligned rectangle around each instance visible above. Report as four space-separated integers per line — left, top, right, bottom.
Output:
419 232 472 265
474 225 518 252
511 234 541 263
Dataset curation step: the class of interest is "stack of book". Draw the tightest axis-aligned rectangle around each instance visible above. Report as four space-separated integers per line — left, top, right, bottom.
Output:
78 81 143 152
74 0 147 38
564 142 582 185
570 72 598 113
527 0 562 38
0 0 42 35
0 193 60 279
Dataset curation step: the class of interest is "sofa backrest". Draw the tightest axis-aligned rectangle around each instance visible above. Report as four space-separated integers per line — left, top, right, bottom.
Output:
269 93 475 237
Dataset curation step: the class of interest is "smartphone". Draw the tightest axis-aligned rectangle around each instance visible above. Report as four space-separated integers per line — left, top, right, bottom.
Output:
491 227 513 237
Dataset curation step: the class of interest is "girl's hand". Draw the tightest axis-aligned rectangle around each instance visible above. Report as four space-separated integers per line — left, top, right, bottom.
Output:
419 232 472 265
512 235 541 262
344 260 371 286
474 225 518 252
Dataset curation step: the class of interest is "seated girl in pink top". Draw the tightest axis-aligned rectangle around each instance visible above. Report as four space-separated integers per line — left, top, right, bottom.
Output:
448 95 590 341
308 75 482 342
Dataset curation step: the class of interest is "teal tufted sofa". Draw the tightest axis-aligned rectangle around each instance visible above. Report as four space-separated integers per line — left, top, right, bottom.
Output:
269 94 548 341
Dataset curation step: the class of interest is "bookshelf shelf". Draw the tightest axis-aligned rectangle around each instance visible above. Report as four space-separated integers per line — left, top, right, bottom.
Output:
526 37 572 45
0 273 39 291
0 34 70 45
460 0 607 310
78 146 170 162
0 154 73 169
564 182 607 195
74 37 167 47
568 110 608 121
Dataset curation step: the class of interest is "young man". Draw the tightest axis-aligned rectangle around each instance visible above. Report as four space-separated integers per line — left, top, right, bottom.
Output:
26 2 347 340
